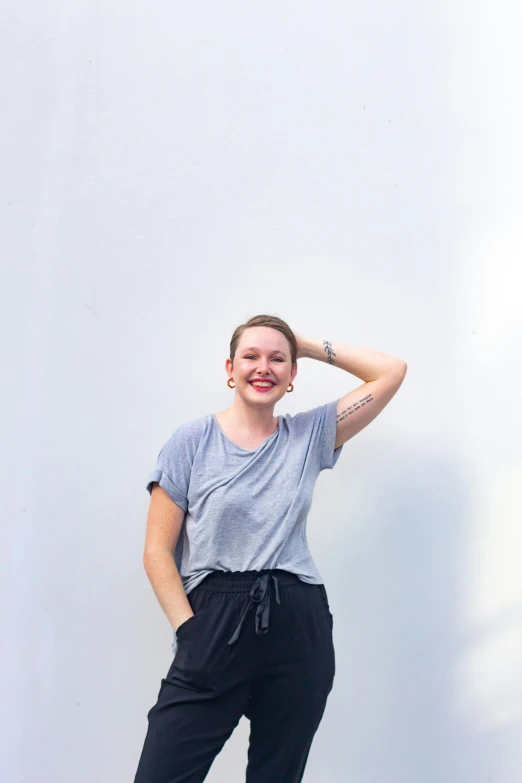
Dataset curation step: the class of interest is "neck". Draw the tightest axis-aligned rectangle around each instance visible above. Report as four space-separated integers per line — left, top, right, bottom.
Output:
223 397 277 433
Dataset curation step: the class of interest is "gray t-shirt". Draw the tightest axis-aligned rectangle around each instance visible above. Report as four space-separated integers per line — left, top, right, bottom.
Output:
146 399 344 652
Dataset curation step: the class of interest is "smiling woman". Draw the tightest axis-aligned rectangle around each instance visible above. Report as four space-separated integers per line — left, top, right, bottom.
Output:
135 313 407 783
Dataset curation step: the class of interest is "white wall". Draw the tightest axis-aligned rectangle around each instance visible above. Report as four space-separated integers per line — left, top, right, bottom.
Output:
2 2 521 781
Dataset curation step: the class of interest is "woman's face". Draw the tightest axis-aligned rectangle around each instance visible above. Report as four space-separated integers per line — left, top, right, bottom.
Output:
226 326 298 405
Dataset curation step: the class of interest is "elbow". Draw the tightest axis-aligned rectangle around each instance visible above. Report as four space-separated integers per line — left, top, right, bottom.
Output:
382 360 407 379
143 547 172 569
143 550 157 571
387 360 407 384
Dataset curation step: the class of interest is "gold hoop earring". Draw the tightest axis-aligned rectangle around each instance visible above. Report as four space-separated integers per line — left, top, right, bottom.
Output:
287 383 294 393
227 378 235 388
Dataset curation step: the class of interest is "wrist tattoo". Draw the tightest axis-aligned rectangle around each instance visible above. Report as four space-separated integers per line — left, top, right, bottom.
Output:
322 340 336 365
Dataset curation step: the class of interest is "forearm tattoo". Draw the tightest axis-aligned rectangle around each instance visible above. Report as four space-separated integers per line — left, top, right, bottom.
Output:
322 340 336 365
336 393 375 422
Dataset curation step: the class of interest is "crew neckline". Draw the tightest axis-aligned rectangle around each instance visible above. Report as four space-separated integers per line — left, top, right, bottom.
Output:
211 413 281 453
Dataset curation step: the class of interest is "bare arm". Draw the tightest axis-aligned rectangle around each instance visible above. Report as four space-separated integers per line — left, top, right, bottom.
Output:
296 334 407 448
142 484 194 632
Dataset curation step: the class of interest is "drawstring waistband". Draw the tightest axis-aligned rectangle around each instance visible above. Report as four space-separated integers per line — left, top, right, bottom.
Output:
227 572 280 645
197 568 301 646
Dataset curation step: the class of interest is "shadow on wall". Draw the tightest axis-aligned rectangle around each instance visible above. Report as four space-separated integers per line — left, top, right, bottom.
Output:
305 440 503 783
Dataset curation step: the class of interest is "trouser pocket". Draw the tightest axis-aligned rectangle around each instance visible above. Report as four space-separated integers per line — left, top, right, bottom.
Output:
167 589 232 692
318 584 334 625
296 583 334 649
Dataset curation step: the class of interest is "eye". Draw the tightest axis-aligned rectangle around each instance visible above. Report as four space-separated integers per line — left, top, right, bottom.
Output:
245 355 283 361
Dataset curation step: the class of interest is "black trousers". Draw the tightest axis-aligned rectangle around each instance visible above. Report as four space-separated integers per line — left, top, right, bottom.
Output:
134 569 335 783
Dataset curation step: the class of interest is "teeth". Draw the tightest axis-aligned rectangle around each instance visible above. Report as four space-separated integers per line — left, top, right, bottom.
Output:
252 382 272 387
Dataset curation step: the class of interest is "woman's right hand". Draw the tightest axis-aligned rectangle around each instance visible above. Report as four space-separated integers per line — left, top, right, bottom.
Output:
175 612 194 633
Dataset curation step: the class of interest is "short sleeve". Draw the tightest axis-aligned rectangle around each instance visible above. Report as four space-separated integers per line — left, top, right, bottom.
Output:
290 399 344 472
146 424 195 511
320 399 344 471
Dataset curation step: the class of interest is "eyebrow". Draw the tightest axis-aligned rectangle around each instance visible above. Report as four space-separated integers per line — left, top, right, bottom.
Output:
242 347 286 355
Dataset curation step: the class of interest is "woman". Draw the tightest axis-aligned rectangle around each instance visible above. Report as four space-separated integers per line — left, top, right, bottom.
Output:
134 314 407 783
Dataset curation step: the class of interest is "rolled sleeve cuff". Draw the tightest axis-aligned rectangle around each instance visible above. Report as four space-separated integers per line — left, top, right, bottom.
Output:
321 399 344 471
146 468 188 512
